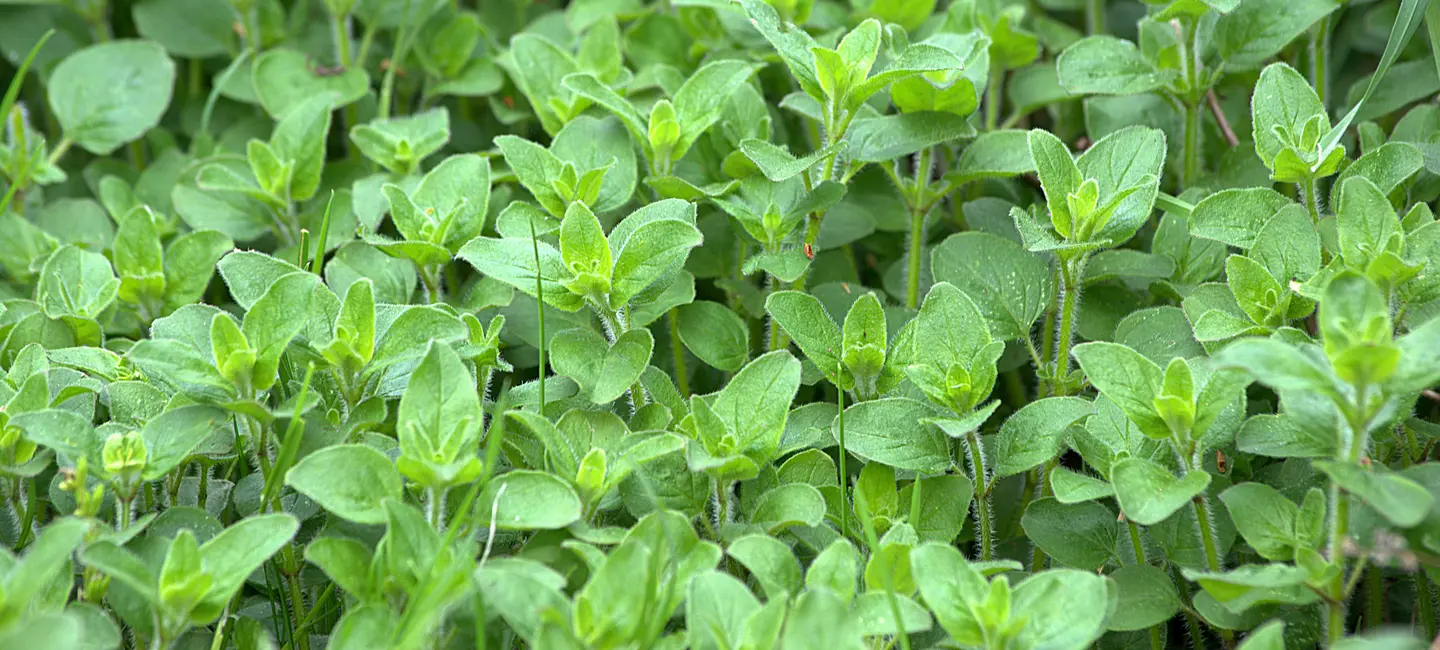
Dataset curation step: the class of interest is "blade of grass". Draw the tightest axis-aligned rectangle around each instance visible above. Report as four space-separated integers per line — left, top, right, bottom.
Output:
0 29 55 217
1319 0 1431 161
854 488 912 650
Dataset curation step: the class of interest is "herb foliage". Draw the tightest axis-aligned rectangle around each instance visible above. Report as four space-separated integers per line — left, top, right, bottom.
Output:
1 0 1440 648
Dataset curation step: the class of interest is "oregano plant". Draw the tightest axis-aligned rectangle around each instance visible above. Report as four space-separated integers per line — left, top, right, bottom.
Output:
0 0 1439 648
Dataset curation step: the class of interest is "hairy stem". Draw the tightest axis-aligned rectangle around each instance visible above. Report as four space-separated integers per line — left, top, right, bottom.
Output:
1126 521 1165 650
1182 100 1202 189
905 148 933 309
1418 570 1437 639
966 431 992 561
668 308 690 398
1051 257 1083 395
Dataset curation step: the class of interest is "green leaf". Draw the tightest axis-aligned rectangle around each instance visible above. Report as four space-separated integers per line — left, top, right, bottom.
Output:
285 445 402 524
47 40 175 155
5 517 89 608
141 405 225 480
738 139 848 182
163 230 232 311
1336 176 1403 271
1074 126 1165 243
396 341 481 484
242 272 335 392
304 537 377 604
37 245 119 323
1215 338 1338 396
550 328 654 404
269 93 333 202
909 543 988 646
610 213 703 307
1251 63 1327 169
738 0 822 99
1057 36 1174 95
1111 458 1211 525
846 112 976 163
750 483 826 533
1107 564 1181 631
673 60 757 150
1237 621 1287 650
1219 482 1304 561
1189 188 1294 248
930 232 1054 341
1011 569 1112 650
198 514 299 614
903 474 973 543
1050 467 1115 504
1019 498 1116 570
993 397 1094 477
915 282 994 370
766 291 846 387
714 350 802 467
1071 342 1167 438
1029 129 1082 236
1215 0 1339 70
948 130 1037 186
677 301 749 372
1314 460 1434 528
253 47 369 118
840 398 951 474
558 202 613 284
457 237 586 312
686 571 761 650
477 470 583 531
1183 564 1317 613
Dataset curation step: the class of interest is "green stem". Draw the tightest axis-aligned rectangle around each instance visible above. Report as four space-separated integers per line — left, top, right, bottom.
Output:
904 204 926 310
378 0 417 119
427 486 446 529
1310 17 1331 108
1418 570 1437 639
1085 0 1105 35
904 149 932 310
46 136 73 167
714 477 729 529
13 478 36 550
1329 386 1374 645
1052 257 1083 395
419 264 443 303
1193 496 1222 574
985 59 1004 131
529 215 546 413
1301 178 1322 223
1029 460 1056 571
1176 569 1207 650
966 431 992 561
1328 481 1350 644
838 386 849 542
668 308 690 398
1127 520 1147 563
1182 100 1202 189
116 496 132 531
1364 565 1382 628
1126 521 1165 650
286 569 310 650
247 5 263 58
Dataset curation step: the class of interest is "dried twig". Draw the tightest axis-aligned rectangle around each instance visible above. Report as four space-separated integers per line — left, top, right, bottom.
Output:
1208 89 1239 148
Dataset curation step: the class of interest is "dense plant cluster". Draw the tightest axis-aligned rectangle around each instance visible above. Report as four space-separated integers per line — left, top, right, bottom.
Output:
3 0 1440 648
